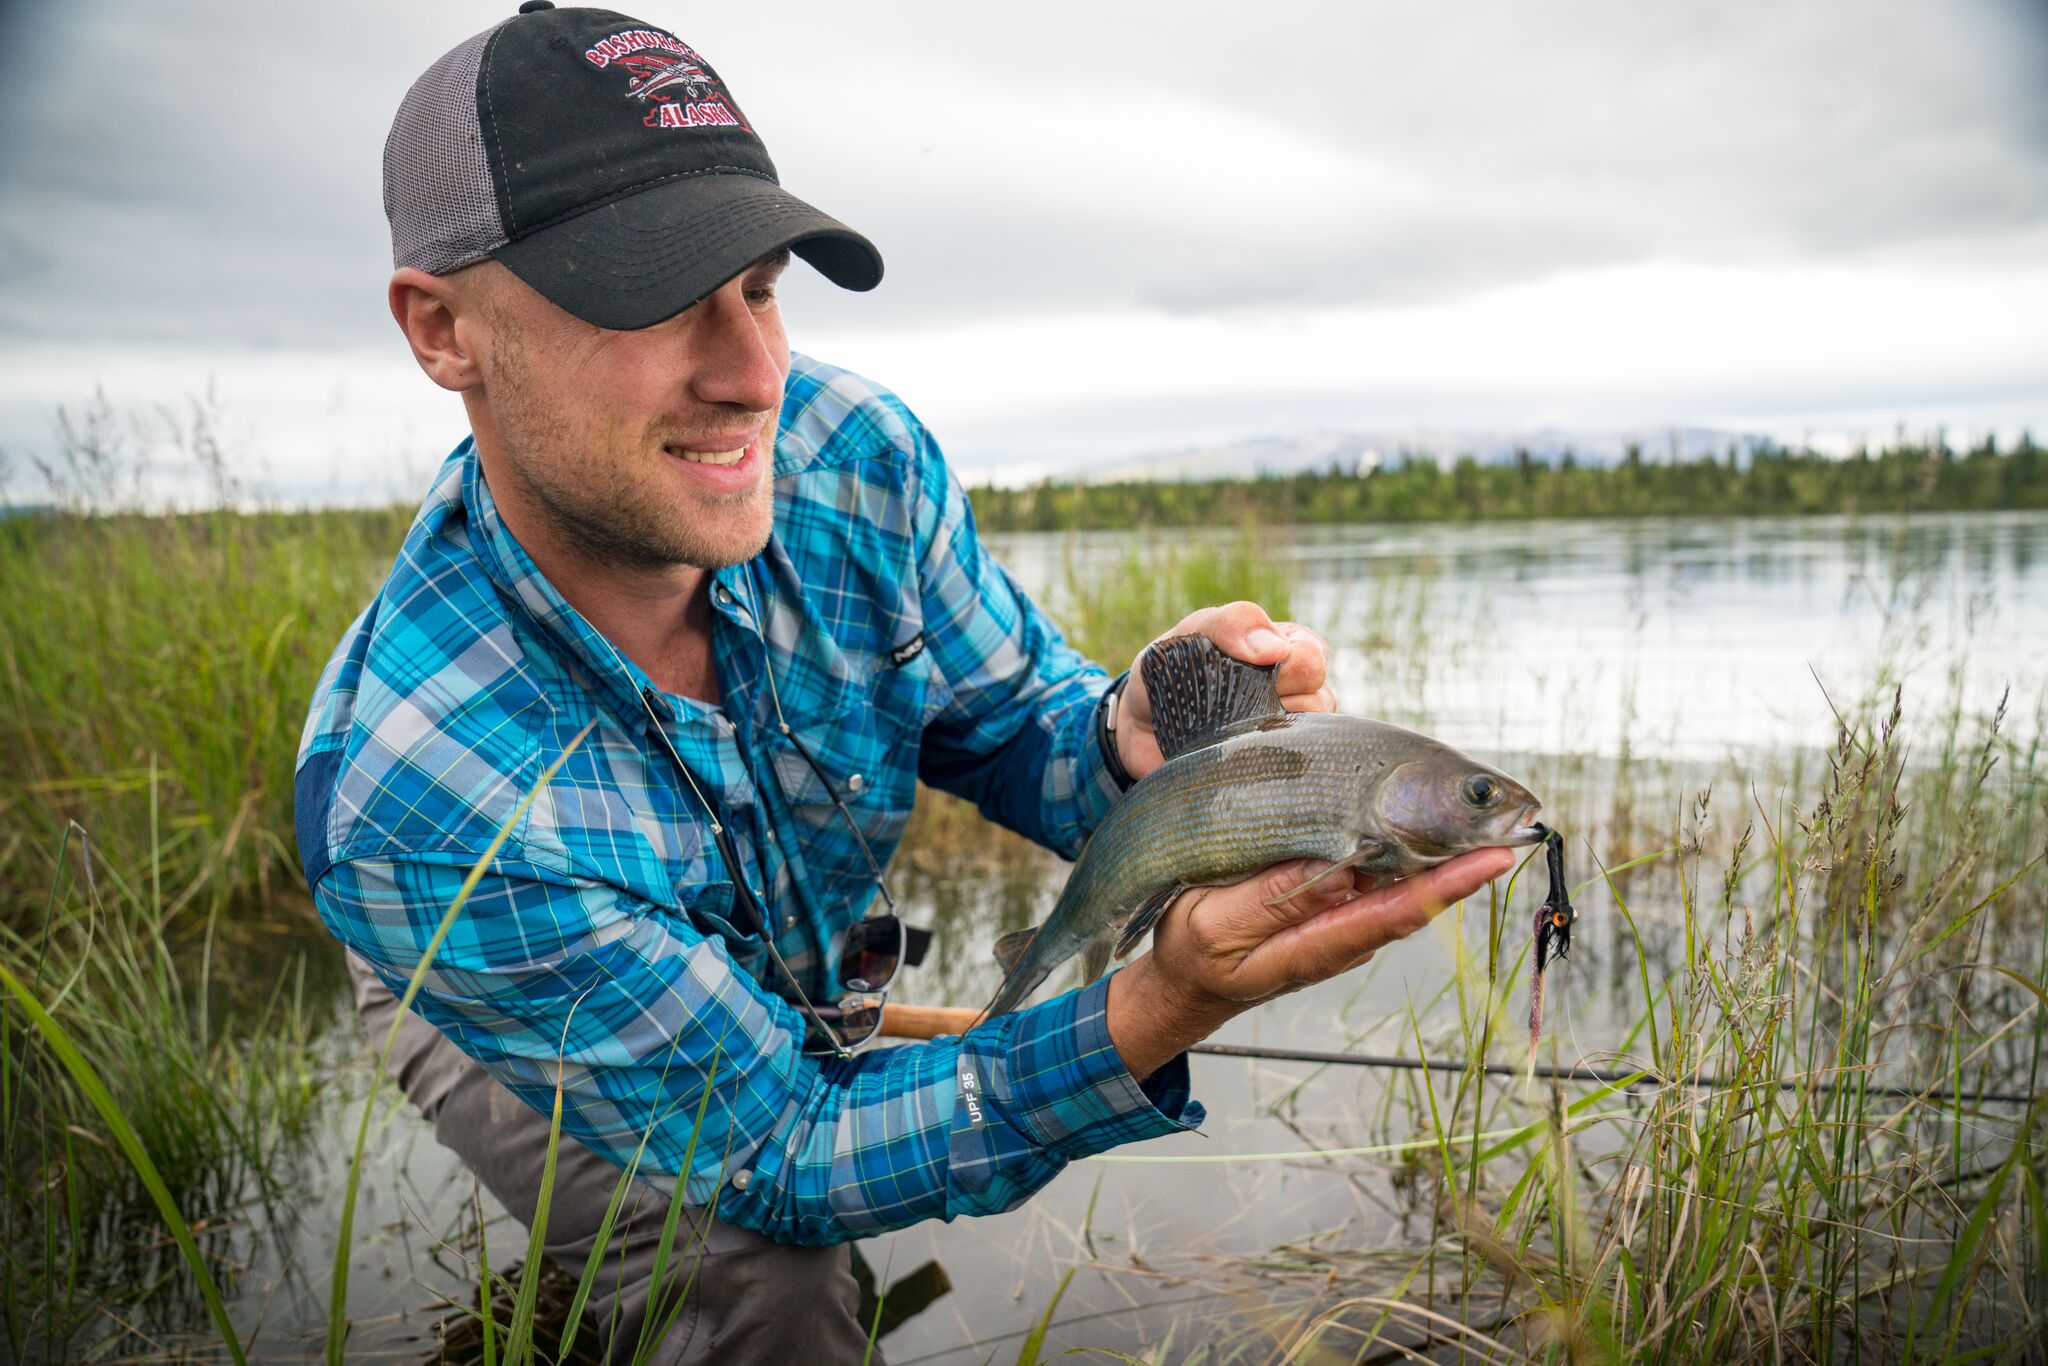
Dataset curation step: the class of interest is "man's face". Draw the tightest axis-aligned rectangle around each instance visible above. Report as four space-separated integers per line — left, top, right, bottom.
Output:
462 251 792 573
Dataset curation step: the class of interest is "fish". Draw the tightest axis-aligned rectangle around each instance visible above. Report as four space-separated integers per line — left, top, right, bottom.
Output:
980 634 1547 1019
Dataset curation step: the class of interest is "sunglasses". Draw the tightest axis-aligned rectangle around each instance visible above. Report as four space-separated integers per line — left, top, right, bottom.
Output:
642 710 915 1057
802 916 907 1054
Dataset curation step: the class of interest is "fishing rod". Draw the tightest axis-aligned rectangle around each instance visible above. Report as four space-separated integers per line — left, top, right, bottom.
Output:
1187 1040 2040 1107
879 1004 2039 1108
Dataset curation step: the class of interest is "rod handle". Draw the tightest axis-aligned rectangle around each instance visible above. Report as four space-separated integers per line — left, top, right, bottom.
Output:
879 1002 983 1040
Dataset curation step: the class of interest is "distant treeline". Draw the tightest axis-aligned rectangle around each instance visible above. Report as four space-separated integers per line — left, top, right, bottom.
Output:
967 433 2048 531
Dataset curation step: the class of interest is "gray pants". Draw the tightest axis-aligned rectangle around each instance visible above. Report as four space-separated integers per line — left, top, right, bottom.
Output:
349 954 879 1364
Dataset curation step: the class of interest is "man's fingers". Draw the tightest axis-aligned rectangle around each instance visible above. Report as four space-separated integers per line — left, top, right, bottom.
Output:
1238 858 1363 928
1155 605 1327 696
1279 685 1338 715
1153 848 1515 1012
1176 600 1287 662
1271 622 1330 701
1260 846 1516 982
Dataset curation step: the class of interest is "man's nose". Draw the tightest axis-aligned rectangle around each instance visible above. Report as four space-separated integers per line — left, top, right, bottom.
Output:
686 283 785 413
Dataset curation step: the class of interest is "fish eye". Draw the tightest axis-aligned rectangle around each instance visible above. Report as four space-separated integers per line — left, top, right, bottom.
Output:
1462 774 1501 807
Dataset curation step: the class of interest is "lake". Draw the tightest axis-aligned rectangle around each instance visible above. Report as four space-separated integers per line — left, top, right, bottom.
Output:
217 511 2048 1361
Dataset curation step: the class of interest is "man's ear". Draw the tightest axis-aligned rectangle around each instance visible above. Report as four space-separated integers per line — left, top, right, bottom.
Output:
389 267 482 393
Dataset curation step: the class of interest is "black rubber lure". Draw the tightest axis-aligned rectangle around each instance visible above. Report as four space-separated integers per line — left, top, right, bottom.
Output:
1528 824 1577 1050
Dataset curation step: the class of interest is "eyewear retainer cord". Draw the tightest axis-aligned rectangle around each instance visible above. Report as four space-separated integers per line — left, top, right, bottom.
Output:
633 687 858 1058
741 563 900 915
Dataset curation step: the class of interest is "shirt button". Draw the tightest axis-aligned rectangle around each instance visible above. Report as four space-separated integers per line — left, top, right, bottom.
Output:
715 585 733 604
731 1169 752 1190
784 914 798 930
846 773 866 794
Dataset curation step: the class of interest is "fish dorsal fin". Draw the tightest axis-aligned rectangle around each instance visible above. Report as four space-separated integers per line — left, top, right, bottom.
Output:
1138 634 1287 761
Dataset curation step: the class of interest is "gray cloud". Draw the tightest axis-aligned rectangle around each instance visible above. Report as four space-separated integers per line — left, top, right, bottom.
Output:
1 0 2043 348
762 0 2048 329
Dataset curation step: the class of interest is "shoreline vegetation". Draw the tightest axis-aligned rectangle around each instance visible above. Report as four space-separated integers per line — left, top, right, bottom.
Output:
2 457 2045 1359
966 432 2047 532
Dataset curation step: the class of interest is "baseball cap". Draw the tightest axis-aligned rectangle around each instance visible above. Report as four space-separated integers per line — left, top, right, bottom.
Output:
383 2 882 330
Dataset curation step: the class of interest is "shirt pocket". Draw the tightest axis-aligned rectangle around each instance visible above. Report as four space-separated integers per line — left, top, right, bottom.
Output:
767 645 933 896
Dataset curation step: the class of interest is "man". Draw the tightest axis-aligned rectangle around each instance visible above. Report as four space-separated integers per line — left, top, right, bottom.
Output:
295 5 1515 1361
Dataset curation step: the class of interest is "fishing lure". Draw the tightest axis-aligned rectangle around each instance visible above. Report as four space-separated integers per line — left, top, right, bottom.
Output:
1528 825 1577 1051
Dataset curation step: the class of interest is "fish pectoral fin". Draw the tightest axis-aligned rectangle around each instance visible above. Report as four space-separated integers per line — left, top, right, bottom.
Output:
1113 883 1185 960
991 925 1039 977
1079 927 1118 984
1260 843 1380 909
1139 634 1287 762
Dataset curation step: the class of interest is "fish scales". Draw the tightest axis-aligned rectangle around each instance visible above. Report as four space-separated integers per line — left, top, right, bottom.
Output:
1072 723 1371 918
979 635 1545 1018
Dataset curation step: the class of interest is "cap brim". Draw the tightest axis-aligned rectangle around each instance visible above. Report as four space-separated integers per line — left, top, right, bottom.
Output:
492 172 882 331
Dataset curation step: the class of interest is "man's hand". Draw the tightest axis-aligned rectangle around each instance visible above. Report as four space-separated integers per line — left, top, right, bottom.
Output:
1115 602 1333 782
1105 847 1517 1081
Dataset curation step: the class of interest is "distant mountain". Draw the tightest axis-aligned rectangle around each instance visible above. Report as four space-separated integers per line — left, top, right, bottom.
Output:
1095 426 1774 482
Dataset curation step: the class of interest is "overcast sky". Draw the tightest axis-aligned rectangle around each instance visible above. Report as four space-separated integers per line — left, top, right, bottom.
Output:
2 0 2044 504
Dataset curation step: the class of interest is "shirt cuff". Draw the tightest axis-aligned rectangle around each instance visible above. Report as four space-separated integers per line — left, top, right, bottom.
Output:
987 973 1205 1159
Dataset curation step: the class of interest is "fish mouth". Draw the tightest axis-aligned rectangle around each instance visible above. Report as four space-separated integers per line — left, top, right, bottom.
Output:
1505 807 1547 845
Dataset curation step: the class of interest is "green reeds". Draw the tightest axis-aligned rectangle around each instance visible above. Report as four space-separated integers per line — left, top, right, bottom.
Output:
1052 524 1294 673
0 503 412 924
0 807 322 1362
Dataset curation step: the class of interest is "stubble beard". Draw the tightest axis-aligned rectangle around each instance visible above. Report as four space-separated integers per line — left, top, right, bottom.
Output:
482 326 776 575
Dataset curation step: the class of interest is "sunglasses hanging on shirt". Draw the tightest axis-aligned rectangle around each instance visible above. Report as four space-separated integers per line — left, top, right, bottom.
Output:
616 561 931 1059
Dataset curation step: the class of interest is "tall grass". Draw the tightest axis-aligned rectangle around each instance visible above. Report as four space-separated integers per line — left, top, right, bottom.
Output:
0 811 325 1362
1 424 409 1357
0 504 411 927
1050 524 1294 673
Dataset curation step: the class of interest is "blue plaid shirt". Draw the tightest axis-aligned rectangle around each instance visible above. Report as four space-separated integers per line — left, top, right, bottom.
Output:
295 354 1201 1246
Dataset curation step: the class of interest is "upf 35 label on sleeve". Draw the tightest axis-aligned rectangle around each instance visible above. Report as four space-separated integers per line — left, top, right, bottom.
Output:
959 1067 986 1128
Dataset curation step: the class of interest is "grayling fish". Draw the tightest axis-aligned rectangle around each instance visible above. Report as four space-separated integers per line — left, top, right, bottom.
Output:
981 635 1546 1018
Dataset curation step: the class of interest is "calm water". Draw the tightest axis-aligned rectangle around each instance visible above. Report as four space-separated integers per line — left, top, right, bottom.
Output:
991 510 2048 763
238 511 2046 1361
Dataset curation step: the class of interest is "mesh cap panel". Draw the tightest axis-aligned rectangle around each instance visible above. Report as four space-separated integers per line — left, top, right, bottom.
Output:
384 22 511 274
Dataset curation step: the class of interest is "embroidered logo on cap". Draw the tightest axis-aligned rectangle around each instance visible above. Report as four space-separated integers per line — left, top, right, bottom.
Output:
583 28 749 131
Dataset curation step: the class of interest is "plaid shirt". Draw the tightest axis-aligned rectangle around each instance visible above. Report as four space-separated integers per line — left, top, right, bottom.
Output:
295 354 1201 1246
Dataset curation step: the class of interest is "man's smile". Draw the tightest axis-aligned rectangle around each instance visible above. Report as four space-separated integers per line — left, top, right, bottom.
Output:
669 445 747 466
660 430 769 493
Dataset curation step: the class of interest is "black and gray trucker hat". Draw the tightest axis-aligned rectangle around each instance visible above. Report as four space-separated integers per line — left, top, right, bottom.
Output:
383 1 882 330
